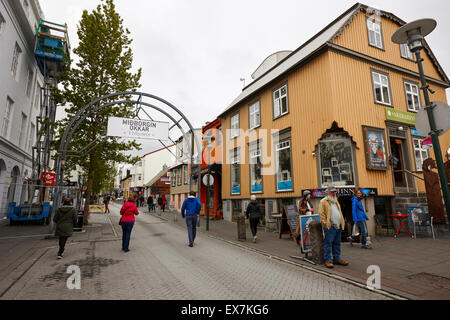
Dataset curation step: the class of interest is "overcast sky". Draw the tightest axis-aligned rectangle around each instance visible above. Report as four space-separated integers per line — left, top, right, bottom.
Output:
41 0 450 156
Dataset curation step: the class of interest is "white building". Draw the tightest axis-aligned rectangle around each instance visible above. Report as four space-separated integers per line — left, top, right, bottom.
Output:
0 0 44 219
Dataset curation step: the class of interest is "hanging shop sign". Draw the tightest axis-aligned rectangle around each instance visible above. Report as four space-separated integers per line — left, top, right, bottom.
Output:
362 126 389 170
107 117 169 141
41 171 56 186
302 188 378 198
385 108 416 125
410 129 423 137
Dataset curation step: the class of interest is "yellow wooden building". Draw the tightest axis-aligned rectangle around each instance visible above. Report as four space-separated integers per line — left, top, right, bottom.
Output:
218 3 450 236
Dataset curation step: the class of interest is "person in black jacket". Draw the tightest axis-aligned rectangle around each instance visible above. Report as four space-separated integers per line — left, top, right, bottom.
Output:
245 195 263 243
147 195 154 212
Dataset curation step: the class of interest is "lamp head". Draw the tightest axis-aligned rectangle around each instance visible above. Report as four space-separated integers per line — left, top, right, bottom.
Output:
392 18 436 52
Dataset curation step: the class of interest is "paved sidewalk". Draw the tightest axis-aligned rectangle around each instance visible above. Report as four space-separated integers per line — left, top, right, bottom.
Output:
143 206 450 300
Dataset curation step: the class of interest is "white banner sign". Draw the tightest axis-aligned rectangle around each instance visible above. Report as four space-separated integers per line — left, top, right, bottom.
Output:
107 117 169 141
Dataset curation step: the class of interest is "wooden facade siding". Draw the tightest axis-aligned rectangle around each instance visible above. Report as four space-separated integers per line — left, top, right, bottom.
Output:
333 11 443 82
221 9 449 201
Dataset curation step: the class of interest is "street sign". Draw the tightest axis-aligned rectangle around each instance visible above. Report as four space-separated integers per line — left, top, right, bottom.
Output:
202 174 214 186
415 102 450 137
107 117 169 141
385 108 416 125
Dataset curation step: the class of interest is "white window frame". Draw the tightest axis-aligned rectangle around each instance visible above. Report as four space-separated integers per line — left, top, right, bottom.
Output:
184 165 189 185
28 122 35 153
138 161 142 167
404 81 421 112
19 113 28 148
372 71 391 105
249 142 263 193
177 168 182 185
230 113 239 139
138 174 142 181
26 68 33 97
400 43 414 60
34 83 41 109
2 97 14 139
412 137 429 172
11 43 22 79
275 140 293 191
230 148 241 194
273 85 288 118
249 101 260 130
367 18 383 49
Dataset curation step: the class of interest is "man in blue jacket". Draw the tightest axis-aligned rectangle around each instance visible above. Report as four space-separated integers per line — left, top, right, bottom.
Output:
350 189 371 249
181 191 202 247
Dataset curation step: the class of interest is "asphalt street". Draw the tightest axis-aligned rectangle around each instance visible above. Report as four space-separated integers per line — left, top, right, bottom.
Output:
0 203 391 300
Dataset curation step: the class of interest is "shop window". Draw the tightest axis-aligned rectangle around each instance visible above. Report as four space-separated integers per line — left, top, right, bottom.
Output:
273 84 288 119
412 137 429 172
231 199 242 218
275 139 293 192
230 148 240 194
319 134 355 187
404 81 421 112
249 141 263 193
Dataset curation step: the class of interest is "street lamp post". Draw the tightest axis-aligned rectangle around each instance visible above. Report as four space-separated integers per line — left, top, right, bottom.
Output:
392 19 450 226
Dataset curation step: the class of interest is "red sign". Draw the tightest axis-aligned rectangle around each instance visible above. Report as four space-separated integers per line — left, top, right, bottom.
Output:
41 171 56 186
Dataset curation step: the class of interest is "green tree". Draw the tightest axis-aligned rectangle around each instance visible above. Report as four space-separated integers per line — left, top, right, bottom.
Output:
54 0 142 224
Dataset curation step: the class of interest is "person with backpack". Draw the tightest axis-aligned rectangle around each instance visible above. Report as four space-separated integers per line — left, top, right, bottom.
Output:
181 191 202 247
245 195 264 243
161 195 167 212
53 197 78 259
119 194 139 252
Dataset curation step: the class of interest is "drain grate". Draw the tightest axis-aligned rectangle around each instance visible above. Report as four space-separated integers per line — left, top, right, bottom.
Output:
408 272 450 290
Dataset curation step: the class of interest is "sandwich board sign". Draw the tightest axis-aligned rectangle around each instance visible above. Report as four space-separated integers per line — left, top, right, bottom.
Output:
107 117 169 141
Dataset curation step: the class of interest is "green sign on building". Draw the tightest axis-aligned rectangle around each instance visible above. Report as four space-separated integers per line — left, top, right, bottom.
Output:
385 108 416 125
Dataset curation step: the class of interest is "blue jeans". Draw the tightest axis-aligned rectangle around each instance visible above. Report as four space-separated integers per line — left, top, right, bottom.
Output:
185 215 198 245
323 226 342 263
356 221 367 245
121 221 134 250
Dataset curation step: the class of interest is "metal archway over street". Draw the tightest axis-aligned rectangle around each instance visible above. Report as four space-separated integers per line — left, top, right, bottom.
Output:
51 92 202 233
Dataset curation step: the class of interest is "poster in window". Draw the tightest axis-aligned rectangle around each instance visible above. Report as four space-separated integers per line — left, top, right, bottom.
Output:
363 126 388 170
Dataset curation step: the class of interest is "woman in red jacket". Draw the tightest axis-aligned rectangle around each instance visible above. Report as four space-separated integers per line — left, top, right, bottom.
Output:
120 194 139 252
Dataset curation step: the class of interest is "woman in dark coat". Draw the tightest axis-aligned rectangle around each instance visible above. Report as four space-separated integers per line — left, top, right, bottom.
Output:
53 197 78 259
245 195 263 243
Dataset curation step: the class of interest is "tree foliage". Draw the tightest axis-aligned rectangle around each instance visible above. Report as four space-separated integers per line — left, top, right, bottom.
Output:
53 0 142 223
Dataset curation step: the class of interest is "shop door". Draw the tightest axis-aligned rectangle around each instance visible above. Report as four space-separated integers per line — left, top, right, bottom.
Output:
390 138 406 187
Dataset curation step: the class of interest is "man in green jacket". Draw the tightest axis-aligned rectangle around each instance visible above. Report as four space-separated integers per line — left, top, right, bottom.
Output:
53 197 78 259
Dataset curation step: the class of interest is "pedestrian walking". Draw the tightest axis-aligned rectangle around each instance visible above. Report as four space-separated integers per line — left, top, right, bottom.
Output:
299 190 314 216
157 196 162 211
140 195 145 208
162 195 167 212
53 197 78 259
349 189 371 249
103 195 110 213
181 191 202 247
147 195 154 212
318 185 349 268
119 194 139 252
245 195 263 243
